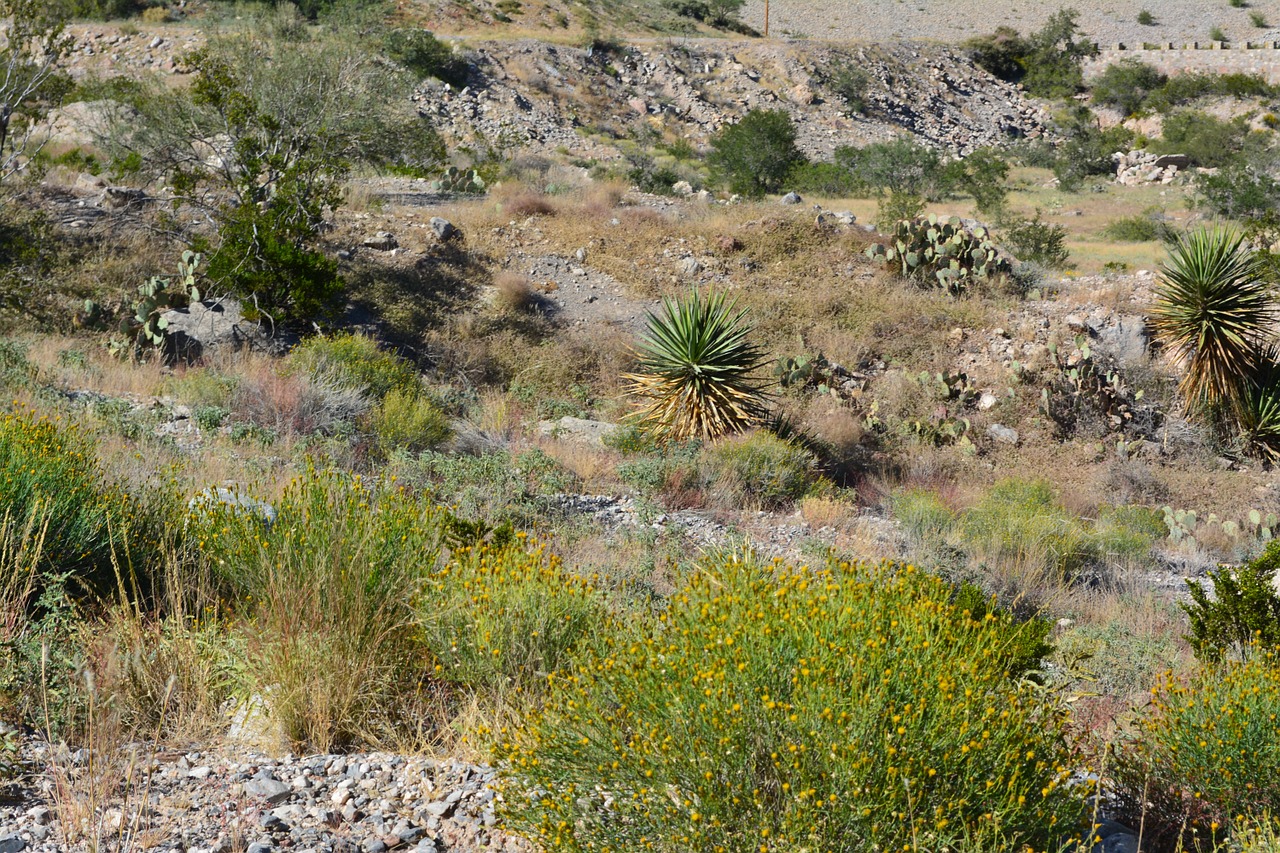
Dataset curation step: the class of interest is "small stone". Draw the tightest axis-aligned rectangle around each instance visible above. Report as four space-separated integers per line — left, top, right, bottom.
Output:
363 840 388 853
245 778 292 805
362 232 398 251
246 843 273 853
671 180 693 196
27 806 51 826
189 765 213 780
676 256 701 276
0 837 25 853
986 423 1019 445
978 392 998 411
780 191 802 204
430 217 458 241
423 800 454 818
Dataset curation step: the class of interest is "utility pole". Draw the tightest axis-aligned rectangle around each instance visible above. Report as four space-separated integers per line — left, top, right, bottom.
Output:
764 0 770 36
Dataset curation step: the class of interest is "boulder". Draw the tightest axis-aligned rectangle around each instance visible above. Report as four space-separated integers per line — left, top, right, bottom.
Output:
780 191 802 204
1153 153 1190 170
986 423 1019 445
158 297 275 361
536 416 621 448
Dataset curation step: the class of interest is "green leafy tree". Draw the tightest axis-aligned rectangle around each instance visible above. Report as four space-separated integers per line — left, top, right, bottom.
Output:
708 109 802 197
1022 8 1098 98
1150 228 1275 412
946 147 1010 214
1184 539 1280 662
118 24 445 324
624 290 771 441
835 138 950 200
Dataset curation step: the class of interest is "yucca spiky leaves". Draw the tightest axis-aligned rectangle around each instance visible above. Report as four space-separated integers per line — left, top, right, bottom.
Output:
624 290 771 441
1238 347 1280 463
1151 228 1276 412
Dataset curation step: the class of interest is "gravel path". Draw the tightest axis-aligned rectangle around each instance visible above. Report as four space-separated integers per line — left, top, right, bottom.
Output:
737 0 1280 46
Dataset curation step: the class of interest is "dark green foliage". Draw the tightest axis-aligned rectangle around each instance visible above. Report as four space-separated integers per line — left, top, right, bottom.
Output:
953 582 1053 679
1103 211 1176 243
1002 211 1070 268
1153 110 1252 168
1137 9 1156 25
826 61 871 114
945 147 1010 213
1052 108 1135 191
786 160 861 196
965 9 1097 98
1184 539 1280 662
1195 161 1280 221
707 109 802 197
1209 25 1228 44
1144 72 1279 113
1091 60 1167 116
834 138 951 200
625 152 682 195
383 28 468 87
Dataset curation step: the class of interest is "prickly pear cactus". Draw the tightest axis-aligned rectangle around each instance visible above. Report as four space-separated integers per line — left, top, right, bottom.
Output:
431 166 486 194
865 214 1010 295
123 251 203 350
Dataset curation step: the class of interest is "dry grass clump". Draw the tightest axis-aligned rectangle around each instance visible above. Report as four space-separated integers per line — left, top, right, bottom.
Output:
493 270 539 312
494 184 558 218
232 360 369 438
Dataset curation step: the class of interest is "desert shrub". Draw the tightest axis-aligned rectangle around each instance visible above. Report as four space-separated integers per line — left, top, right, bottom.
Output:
707 108 803 197
1091 60 1167 116
706 430 817 510
1196 161 1280 221
947 147 1010 214
835 138 951 200
826 61 871 114
1052 604 1182 700
959 480 1093 585
786 160 861 196
383 28 468 87
965 10 1097 98
1154 110 1253 168
1103 212 1172 242
1183 538 1280 663
1137 9 1156 25
368 388 452 457
498 555 1083 852
390 449 576 526
1002 211 1070 268
1052 108 1136 191
625 152 684 195
1113 654 1280 848
232 366 368 438
877 191 926 225
418 540 608 697
1092 504 1164 566
198 471 445 751
0 408 153 598
1146 72 1279 113
288 333 419 401
892 488 957 545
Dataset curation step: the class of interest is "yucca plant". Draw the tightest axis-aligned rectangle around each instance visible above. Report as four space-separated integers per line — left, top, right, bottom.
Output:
1238 348 1280 462
624 290 771 441
1150 228 1275 413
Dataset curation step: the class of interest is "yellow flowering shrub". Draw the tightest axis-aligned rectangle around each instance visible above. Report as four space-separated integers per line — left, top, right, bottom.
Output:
0 407 149 594
1113 653 1280 849
418 540 609 696
498 555 1084 852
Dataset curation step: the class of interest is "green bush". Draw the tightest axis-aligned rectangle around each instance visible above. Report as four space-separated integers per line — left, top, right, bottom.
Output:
826 61 871 114
835 138 951 200
892 488 957 545
1195 161 1280 221
965 10 1097 98
288 333 419 401
368 388 452 456
498 555 1083 852
1052 108 1136 191
1002 211 1071 268
1091 60 1167 116
787 160 861 197
198 471 444 751
707 430 817 510
1137 9 1156 25
1154 110 1252 168
383 28 468 87
418 540 607 696
947 147 1010 214
390 449 576 526
707 109 803 197
960 480 1092 585
1114 655 1280 848
1183 539 1280 663
0 408 153 598
1103 213 1169 242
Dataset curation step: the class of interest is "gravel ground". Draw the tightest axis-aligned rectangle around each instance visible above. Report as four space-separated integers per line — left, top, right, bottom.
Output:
737 0 1280 46
0 737 533 853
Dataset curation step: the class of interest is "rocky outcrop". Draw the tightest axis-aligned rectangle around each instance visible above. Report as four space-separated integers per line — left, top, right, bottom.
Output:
1112 149 1188 185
